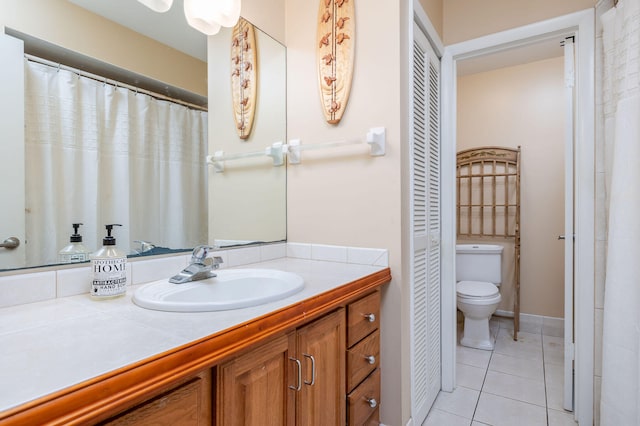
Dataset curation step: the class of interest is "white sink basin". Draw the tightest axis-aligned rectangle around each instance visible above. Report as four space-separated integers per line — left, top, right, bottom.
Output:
133 269 305 312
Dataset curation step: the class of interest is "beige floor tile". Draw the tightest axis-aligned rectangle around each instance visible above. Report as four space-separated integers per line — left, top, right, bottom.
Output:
433 386 480 420
489 352 544 382
452 328 573 425
548 408 578 425
546 383 566 412
482 370 546 407
423 408 472 426
544 363 564 390
457 363 486 391
494 332 543 361
474 392 547 426
543 335 565 366
457 345 492 369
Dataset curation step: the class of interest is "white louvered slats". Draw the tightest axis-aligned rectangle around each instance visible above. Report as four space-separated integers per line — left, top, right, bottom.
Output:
411 22 441 425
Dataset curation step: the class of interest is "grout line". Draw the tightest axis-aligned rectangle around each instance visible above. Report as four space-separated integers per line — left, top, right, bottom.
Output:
541 325 550 425
469 320 498 423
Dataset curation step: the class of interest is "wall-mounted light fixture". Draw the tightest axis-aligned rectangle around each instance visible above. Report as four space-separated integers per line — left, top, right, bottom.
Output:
137 0 241 35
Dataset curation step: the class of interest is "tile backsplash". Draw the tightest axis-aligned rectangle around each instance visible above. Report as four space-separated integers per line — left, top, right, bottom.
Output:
0 242 388 309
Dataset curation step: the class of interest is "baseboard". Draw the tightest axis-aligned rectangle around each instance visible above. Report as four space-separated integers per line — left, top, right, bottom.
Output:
494 310 564 337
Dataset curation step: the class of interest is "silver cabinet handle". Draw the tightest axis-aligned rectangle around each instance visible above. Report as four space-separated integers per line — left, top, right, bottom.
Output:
289 357 302 391
303 353 316 386
0 237 19 249
363 313 376 322
366 397 378 408
365 355 376 364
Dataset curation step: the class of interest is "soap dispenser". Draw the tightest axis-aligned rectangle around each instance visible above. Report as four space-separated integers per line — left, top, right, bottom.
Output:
91 224 127 299
58 223 90 264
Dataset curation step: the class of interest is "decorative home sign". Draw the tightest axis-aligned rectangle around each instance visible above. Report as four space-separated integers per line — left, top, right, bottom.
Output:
231 17 257 139
317 0 355 124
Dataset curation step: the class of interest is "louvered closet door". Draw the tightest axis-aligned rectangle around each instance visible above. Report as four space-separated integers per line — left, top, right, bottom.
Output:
410 22 441 424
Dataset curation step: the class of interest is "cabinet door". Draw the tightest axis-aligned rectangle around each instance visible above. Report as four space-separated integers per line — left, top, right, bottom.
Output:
295 308 346 426
102 370 211 426
217 333 295 426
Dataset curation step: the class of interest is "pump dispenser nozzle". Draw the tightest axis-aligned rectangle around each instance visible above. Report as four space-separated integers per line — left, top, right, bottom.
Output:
58 222 90 264
103 224 122 246
70 223 83 243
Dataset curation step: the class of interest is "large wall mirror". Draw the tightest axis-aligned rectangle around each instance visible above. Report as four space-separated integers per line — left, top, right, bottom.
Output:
0 0 286 271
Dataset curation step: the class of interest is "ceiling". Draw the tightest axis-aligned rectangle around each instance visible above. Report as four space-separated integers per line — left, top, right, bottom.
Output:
67 1 566 78
67 0 207 61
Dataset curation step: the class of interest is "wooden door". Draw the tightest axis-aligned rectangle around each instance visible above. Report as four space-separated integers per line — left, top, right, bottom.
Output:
410 20 442 424
295 309 346 426
217 333 296 426
103 371 212 426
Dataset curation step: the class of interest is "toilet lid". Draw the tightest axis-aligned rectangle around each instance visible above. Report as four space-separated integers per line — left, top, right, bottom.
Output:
457 281 499 298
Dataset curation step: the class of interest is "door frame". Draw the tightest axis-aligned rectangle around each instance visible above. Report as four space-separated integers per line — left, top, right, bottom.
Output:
440 9 595 425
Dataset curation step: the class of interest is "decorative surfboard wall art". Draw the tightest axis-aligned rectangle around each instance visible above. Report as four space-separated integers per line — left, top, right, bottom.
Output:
231 17 257 140
317 0 355 124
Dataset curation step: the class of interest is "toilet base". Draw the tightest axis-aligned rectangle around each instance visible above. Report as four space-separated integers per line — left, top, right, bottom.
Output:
460 316 494 351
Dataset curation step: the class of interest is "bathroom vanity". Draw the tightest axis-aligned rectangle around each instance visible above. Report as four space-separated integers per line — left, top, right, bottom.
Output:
0 257 389 425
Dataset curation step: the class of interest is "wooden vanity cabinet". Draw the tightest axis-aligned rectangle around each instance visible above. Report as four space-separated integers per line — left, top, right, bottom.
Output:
216 334 296 426
0 269 390 426
217 309 346 426
101 370 212 426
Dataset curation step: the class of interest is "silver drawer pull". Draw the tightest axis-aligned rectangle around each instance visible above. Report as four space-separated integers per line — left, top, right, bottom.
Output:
288 357 302 391
0 237 19 249
366 397 378 408
365 355 376 364
363 313 376 322
303 353 316 386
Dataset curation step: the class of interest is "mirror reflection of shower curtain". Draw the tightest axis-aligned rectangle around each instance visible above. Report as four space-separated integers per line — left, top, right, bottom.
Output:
24 60 208 265
601 1 640 425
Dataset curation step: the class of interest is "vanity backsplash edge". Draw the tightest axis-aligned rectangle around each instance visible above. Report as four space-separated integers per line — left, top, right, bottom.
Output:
0 242 388 309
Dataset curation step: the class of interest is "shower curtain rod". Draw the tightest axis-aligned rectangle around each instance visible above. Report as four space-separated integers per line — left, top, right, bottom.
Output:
24 54 208 112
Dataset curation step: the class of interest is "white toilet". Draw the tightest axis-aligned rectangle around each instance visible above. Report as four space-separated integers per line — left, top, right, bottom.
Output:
456 244 504 350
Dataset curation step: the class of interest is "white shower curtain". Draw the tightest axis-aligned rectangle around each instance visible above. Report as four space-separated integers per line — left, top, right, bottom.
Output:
601 1 640 424
24 60 208 265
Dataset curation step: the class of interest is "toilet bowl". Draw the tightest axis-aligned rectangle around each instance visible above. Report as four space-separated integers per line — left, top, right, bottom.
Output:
456 244 504 351
456 280 501 350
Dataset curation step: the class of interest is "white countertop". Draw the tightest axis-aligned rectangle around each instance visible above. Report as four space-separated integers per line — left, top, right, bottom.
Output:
0 258 386 413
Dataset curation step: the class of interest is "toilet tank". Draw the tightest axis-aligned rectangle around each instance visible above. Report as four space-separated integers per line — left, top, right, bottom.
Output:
456 244 503 285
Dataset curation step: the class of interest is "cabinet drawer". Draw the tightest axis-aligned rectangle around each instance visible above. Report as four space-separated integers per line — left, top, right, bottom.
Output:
347 291 380 347
347 368 380 426
347 329 380 392
364 407 380 426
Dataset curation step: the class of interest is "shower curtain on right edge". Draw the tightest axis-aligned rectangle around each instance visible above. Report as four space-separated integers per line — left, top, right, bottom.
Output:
601 1 640 424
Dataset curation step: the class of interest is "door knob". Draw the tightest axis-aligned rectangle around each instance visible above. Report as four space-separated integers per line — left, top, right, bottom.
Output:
0 237 19 249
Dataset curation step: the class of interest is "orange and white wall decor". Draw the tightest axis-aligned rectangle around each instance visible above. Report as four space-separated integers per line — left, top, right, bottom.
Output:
317 0 355 124
231 17 257 139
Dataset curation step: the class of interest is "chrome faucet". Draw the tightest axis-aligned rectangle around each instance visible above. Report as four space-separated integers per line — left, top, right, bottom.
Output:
169 245 223 284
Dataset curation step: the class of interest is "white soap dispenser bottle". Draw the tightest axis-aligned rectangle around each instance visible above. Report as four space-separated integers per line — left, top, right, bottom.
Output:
58 223 91 264
91 224 127 299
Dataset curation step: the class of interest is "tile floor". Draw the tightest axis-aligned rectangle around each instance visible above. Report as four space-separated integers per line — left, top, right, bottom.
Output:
424 316 578 426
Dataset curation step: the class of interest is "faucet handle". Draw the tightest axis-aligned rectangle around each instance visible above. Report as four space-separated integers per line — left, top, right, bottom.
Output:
211 256 224 269
191 245 218 264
